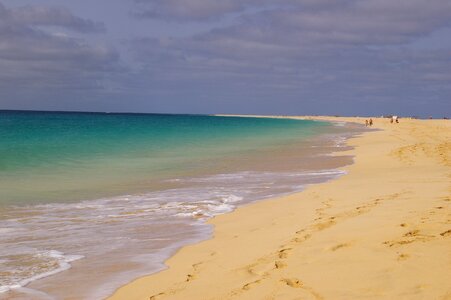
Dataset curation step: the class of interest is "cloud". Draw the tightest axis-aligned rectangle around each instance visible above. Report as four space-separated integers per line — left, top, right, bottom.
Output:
134 0 245 21
1 0 449 116
0 1 119 93
132 0 362 22
8 4 106 33
272 0 451 45
134 0 451 46
130 0 451 65
127 0 451 115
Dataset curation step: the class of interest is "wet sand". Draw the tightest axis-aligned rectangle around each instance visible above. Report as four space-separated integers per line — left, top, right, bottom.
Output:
109 116 451 300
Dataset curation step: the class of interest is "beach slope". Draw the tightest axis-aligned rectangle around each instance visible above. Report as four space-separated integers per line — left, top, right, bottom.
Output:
109 117 450 300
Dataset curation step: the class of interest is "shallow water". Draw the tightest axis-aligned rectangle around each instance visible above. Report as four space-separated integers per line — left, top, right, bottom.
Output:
0 112 365 299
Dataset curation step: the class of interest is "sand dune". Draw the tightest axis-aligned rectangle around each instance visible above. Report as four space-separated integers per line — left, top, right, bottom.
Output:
109 117 451 300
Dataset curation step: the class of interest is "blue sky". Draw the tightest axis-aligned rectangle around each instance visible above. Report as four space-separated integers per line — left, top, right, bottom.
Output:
0 0 450 117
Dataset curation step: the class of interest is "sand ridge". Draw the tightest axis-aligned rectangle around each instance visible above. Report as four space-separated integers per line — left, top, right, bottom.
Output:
109 117 451 300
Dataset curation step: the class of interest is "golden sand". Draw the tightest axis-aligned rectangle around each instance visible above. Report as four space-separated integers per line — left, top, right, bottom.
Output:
109 117 450 300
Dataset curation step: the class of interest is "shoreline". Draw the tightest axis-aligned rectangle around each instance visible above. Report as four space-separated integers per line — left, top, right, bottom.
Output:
109 116 450 299
1 115 358 299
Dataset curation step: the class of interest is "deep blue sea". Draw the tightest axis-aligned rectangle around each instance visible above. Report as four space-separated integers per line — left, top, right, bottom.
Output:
0 111 363 299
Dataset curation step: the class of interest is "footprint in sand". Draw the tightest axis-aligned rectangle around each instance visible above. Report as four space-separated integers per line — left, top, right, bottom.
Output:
403 229 420 237
384 240 414 247
330 243 350 251
149 292 165 300
397 253 410 261
242 279 261 290
314 219 336 230
281 278 303 288
292 233 312 244
278 248 292 259
274 260 287 269
384 228 436 247
247 259 274 276
186 274 195 282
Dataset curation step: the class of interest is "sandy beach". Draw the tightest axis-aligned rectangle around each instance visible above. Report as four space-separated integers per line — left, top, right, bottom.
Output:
109 117 450 300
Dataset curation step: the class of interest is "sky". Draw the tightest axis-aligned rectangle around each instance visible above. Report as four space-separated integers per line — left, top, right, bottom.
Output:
0 0 450 117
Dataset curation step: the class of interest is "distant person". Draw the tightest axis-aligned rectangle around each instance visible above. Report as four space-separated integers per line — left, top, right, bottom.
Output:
392 115 398 124
369 118 373 126
365 120 369 126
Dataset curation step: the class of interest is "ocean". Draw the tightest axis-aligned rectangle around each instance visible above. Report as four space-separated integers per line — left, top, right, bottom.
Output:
0 111 364 299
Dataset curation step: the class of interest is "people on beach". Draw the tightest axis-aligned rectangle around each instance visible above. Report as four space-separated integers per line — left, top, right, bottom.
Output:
369 118 373 126
365 120 369 126
391 116 399 124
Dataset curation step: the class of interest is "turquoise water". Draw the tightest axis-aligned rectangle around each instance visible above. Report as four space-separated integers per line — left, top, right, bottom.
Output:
0 111 363 299
0 111 331 205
